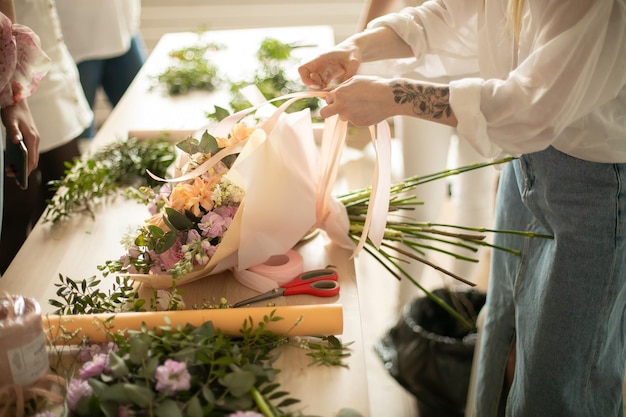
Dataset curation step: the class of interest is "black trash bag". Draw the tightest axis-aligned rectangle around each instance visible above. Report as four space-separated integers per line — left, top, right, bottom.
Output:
375 288 486 417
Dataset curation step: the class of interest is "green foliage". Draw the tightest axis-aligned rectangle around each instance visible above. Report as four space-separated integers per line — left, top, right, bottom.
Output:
227 38 320 114
47 303 357 417
65 316 300 417
302 336 354 368
154 40 224 95
43 137 176 223
49 274 146 315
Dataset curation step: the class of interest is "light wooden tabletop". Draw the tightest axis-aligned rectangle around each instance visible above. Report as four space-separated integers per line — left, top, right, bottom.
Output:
0 26 372 416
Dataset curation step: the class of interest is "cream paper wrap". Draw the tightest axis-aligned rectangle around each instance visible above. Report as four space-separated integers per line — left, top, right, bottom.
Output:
126 92 391 290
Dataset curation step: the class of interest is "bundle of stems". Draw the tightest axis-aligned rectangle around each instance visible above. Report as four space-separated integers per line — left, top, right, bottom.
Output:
338 157 552 329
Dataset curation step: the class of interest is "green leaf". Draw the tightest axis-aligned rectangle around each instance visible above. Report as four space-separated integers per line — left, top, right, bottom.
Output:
108 352 129 378
155 398 184 417
201 385 216 404
98 383 129 403
209 105 230 121
220 369 256 397
337 409 365 417
88 378 109 396
176 136 200 155
128 335 150 365
153 230 180 254
137 355 161 379
198 130 219 155
186 396 203 417
147 224 166 237
165 207 194 231
124 383 154 408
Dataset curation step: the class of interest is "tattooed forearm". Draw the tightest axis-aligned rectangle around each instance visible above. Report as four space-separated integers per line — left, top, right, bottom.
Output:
391 81 452 120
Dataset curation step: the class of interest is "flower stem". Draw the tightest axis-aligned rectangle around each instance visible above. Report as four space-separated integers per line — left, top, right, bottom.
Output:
251 386 275 417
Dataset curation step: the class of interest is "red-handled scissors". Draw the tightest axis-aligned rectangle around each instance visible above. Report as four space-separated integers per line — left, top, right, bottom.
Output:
232 268 340 308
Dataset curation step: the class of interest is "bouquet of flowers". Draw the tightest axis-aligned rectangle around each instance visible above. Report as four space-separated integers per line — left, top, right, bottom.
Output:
103 92 378 290
107 127 248 280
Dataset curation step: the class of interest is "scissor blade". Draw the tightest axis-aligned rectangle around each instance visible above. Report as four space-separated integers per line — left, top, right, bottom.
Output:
232 288 284 308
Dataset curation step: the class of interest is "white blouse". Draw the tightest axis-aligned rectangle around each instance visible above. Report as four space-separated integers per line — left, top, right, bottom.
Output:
15 0 92 152
54 0 141 64
370 0 626 163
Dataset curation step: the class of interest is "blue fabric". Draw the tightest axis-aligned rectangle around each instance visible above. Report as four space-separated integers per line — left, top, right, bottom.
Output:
77 35 145 138
474 147 626 417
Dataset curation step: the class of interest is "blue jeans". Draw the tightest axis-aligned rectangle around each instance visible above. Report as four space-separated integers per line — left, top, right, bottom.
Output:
473 147 626 416
77 35 145 138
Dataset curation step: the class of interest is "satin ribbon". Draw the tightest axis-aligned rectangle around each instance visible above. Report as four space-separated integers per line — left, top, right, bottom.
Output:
232 249 304 293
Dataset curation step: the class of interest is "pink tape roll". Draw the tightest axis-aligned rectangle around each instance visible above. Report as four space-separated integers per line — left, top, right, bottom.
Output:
233 250 304 292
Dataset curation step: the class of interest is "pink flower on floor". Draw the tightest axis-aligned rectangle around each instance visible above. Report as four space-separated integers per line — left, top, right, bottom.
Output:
154 359 191 395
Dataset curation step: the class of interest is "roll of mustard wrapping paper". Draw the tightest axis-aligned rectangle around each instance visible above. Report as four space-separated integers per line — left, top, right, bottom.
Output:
43 304 343 345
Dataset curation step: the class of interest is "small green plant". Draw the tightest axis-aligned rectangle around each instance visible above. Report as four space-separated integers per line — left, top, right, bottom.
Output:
44 137 176 223
154 39 224 95
227 38 320 114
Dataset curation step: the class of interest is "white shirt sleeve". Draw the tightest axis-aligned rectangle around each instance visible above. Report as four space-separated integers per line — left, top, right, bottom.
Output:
370 0 626 161
369 0 481 79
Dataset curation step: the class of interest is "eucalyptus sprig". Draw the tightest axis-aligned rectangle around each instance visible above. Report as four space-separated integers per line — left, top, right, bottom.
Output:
43 137 176 223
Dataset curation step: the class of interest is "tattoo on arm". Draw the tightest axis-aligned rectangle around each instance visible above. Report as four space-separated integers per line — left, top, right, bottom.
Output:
391 81 452 119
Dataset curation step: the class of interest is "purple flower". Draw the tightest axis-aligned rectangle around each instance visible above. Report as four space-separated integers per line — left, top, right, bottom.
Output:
214 205 237 220
228 412 264 417
157 238 184 270
186 228 202 244
154 359 191 395
78 353 109 379
78 342 117 362
198 212 227 238
66 378 93 410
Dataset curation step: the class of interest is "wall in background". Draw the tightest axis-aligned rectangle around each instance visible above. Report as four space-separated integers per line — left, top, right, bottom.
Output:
141 0 365 52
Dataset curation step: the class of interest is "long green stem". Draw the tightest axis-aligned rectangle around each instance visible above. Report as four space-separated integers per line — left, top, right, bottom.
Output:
251 386 275 417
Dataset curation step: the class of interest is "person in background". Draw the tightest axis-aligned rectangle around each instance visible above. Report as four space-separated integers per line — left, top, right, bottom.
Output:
0 0 93 274
358 0 496 310
299 1 626 416
0 0 49 254
55 0 145 138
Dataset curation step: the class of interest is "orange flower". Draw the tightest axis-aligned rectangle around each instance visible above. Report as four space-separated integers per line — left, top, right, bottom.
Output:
146 212 167 231
216 121 256 148
168 177 217 217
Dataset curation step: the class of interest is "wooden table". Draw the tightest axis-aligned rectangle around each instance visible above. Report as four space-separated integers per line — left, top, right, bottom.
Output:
0 27 372 416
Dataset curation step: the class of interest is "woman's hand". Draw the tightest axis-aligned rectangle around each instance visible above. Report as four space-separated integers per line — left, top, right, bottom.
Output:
321 75 397 126
2 99 40 174
298 42 362 91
